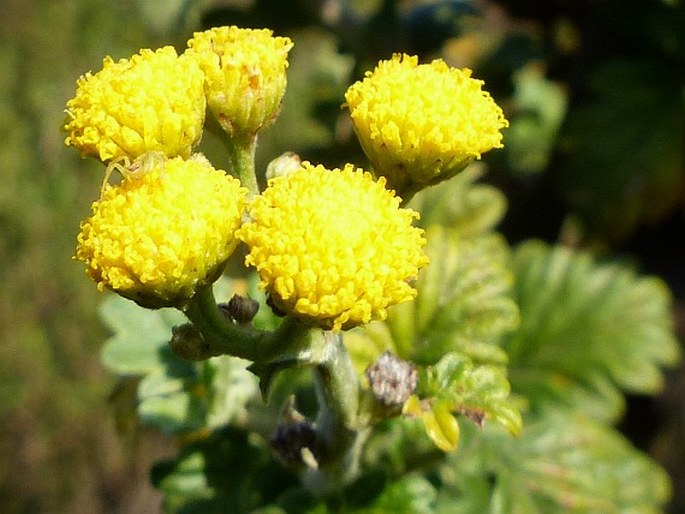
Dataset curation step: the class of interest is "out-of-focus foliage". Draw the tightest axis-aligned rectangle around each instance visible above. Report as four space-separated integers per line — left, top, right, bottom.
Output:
0 1 181 512
556 57 684 241
505 64 567 175
506 241 680 423
437 411 672 514
481 0 685 242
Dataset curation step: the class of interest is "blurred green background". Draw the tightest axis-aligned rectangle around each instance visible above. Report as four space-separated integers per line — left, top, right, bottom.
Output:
1 0 683 512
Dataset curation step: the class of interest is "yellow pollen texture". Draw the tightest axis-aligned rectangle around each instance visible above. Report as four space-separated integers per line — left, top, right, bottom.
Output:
75 155 247 306
237 162 429 330
64 46 206 163
344 54 508 184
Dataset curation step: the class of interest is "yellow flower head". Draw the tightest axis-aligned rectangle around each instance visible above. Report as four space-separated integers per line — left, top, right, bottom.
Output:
64 46 206 163
344 54 508 193
186 26 293 136
76 155 247 308
237 162 429 331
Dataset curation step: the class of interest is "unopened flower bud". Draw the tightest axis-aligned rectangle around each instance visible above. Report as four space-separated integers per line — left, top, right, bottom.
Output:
265 152 302 180
271 397 318 468
186 26 293 137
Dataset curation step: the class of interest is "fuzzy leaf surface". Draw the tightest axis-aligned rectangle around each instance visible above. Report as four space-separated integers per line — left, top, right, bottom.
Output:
100 294 185 375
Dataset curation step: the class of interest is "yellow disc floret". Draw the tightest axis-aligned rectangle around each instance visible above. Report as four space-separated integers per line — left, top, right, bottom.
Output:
75 155 247 308
186 26 293 136
237 162 429 331
64 46 206 162
344 54 508 194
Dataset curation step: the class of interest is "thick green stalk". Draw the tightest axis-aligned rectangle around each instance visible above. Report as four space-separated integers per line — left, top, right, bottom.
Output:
303 332 366 495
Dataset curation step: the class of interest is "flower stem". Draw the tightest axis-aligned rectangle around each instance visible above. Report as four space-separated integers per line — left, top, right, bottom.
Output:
225 132 260 195
182 285 306 362
303 332 366 495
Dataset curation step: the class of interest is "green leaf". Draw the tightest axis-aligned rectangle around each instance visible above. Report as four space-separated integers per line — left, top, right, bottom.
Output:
506 241 680 422
419 352 522 438
346 176 517 374
153 427 299 513
504 64 567 175
410 165 508 238
388 226 519 366
353 474 437 514
407 228 518 365
137 367 205 433
497 410 671 513
437 410 672 513
99 293 185 375
205 355 260 429
99 278 264 435
403 395 461 451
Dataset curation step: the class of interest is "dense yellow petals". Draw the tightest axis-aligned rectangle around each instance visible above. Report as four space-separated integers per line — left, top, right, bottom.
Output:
186 26 293 136
345 54 508 192
237 162 429 331
64 46 206 163
76 155 247 307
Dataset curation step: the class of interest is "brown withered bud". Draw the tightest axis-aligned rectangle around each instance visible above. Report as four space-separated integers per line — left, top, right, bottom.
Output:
365 351 418 407
218 293 260 324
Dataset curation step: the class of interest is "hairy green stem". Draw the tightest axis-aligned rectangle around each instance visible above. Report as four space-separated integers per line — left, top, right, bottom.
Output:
303 332 366 495
314 332 359 429
224 132 259 195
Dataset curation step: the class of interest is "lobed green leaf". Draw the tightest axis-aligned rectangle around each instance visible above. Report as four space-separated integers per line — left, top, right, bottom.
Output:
419 352 522 438
506 241 680 421
410 165 508 238
99 293 185 375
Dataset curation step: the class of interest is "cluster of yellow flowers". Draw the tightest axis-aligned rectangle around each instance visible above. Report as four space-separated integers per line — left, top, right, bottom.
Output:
65 26 507 329
67 26 291 309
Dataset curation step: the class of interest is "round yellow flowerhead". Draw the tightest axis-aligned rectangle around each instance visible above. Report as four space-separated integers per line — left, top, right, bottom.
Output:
344 54 508 195
186 26 293 136
64 46 206 163
237 162 429 331
76 155 247 308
